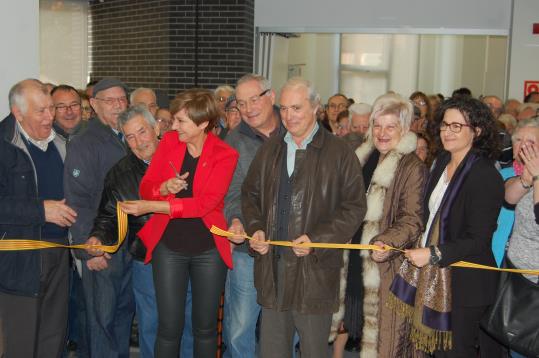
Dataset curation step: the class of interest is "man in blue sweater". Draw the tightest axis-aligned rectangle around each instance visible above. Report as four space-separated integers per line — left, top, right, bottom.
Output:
0 79 77 357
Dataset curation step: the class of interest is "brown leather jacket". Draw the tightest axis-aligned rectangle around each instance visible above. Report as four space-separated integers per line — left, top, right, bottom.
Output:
241 127 367 314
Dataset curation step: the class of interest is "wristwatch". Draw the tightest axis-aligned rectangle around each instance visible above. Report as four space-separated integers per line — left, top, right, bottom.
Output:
429 245 442 265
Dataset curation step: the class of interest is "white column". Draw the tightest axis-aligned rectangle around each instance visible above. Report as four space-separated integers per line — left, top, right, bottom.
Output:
0 0 39 116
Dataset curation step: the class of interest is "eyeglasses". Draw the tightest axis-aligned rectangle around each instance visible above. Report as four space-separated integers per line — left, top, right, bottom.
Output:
414 100 427 106
439 121 472 133
82 106 92 113
236 89 270 111
95 96 128 106
225 107 240 114
55 103 81 112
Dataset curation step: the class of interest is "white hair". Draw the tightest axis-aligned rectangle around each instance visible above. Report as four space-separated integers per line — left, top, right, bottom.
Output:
281 77 320 107
8 79 47 115
214 85 234 95
118 104 156 133
236 73 271 92
130 87 156 104
369 93 414 135
349 103 372 121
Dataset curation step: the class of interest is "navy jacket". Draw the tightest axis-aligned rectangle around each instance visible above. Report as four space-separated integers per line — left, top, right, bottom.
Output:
0 114 66 296
64 118 126 259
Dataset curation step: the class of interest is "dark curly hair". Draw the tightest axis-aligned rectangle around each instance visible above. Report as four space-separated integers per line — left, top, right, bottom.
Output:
431 96 500 160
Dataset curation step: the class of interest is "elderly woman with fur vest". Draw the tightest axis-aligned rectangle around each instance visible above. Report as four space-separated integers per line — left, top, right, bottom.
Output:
353 93 428 357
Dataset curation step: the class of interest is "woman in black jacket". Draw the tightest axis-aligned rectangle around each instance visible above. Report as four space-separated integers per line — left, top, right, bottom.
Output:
390 97 505 357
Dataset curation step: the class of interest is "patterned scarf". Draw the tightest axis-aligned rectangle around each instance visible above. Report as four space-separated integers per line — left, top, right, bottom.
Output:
388 151 479 353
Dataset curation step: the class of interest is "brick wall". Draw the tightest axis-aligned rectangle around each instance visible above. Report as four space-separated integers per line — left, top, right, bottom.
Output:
89 0 254 99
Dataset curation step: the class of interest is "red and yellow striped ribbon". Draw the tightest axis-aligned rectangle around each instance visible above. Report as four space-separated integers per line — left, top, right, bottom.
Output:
210 226 539 276
0 205 128 254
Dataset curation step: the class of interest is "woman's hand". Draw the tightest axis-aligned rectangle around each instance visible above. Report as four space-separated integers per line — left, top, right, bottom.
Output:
119 200 153 216
404 248 430 267
520 144 539 178
159 172 189 196
371 241 391 262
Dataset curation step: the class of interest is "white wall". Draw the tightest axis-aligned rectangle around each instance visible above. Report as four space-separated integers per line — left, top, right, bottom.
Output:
507 0 539 101
388 35 419 97
273 34 507 103
0 1 40 117
256 0 510 35
40 0 88 88
278 34 339 102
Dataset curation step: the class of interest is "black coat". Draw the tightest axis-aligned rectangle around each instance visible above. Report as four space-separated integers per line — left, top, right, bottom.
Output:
427 151 504 307
90 152 150 261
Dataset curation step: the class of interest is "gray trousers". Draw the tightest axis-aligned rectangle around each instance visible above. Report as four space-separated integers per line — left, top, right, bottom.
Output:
259 307 332 358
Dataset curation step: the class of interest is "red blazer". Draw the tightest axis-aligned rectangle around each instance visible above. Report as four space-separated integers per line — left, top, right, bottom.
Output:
138 131 238 268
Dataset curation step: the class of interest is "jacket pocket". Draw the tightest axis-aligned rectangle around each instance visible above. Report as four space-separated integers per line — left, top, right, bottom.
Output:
303 256 341 301
10 167 34 195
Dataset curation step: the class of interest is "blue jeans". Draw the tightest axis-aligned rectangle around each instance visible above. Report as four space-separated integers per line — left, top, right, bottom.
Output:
132 260 193 358
223 250 260 358
511 351 528 358
82 244 135 358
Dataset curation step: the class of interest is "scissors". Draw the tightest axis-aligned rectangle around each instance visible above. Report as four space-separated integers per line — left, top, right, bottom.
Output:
169 161 181 179
169 161 188 190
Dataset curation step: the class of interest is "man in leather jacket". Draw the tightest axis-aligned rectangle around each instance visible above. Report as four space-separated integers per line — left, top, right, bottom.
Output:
86 105 193 357
242 78 367 358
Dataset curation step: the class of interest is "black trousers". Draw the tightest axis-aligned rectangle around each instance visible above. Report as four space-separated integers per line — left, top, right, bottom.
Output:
0 248 69 358
434 305 504 358
152 243 227 358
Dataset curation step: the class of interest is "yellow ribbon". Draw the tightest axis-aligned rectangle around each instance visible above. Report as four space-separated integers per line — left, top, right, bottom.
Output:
210 225 539 276
1 207 537 276
0 205 128 254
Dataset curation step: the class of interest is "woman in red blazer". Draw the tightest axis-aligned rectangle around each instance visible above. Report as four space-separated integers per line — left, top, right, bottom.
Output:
123 89 238 357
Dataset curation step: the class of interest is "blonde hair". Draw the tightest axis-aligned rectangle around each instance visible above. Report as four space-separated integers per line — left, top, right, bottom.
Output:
368 93 413 139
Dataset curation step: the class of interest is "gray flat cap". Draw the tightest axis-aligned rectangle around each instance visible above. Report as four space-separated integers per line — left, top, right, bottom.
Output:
92 78 128 98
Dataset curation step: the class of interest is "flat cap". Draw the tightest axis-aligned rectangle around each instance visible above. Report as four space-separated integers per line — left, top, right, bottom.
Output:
92 78 128 97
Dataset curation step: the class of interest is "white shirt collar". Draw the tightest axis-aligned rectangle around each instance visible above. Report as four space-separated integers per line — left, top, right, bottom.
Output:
17 122 56 152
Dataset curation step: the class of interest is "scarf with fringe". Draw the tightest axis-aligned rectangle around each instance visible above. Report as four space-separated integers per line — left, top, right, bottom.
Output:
388 151 479 354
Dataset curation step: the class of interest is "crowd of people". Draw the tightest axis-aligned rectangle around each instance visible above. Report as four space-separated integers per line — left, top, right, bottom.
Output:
0 73 538 358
